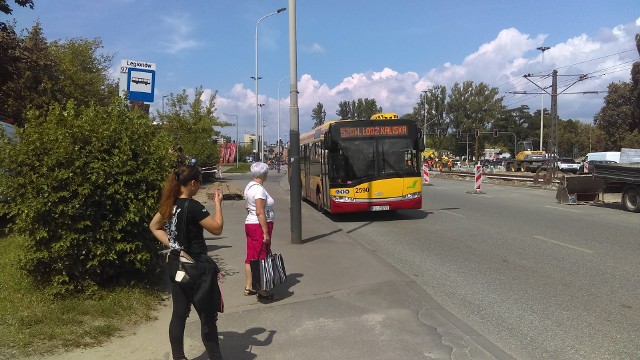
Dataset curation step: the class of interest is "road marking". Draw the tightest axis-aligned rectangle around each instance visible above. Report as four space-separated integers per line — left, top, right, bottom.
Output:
533 235 593 253
545 205 582 213
441 210 464 217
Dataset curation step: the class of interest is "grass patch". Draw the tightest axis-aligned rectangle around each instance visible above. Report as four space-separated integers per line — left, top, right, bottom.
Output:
0 235 164 358
223 162 251 173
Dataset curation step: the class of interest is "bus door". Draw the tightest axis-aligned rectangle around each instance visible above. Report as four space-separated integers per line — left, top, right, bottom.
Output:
320 145 330 212
302 144 310 199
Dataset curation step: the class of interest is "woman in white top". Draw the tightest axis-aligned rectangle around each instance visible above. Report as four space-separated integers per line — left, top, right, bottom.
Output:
243 162 276 299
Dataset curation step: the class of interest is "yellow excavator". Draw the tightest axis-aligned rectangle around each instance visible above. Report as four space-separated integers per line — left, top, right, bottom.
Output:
505 139 546 172
422 149 451 170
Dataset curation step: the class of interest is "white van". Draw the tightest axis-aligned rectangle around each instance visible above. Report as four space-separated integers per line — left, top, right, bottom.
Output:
584 152 620 163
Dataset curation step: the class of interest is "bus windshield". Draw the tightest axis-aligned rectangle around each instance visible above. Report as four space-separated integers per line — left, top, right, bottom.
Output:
329 138 418 184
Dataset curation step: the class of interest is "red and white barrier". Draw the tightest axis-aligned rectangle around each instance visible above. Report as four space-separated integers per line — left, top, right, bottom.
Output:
422 163 430 184
474 164 483 192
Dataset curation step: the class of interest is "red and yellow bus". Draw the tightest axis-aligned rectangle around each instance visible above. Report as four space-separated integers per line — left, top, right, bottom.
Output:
300 113 424 213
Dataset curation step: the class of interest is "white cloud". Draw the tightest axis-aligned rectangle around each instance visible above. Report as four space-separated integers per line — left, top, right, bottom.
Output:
160 14 202 54
302 42 326 53
215 19 640 143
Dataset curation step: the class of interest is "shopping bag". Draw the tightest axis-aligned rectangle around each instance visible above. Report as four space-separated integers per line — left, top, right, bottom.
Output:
250 255 274 291
271 252 287 286
250 252 287 291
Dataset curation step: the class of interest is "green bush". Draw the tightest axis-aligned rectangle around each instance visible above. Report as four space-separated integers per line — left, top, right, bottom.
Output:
0 100 172 296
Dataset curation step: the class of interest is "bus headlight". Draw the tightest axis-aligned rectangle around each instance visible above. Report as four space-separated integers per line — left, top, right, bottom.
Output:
331 196 355 202
403 192 422 200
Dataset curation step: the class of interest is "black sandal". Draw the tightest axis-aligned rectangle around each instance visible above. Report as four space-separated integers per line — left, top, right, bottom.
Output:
256 291 275 300
244 288 257 296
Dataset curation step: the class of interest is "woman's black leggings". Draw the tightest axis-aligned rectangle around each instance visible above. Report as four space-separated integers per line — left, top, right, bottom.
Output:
169 283 223 360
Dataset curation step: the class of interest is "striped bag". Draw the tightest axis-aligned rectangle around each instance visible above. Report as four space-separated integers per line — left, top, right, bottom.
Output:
251 249 287 291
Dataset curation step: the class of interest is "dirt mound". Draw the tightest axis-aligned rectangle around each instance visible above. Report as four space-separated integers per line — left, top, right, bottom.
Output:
194 182 244 204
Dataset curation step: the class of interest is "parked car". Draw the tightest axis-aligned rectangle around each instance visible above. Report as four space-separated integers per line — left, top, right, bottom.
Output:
557 157 580 174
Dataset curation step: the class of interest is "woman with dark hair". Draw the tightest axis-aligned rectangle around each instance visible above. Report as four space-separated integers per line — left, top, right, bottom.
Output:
149 165 224 360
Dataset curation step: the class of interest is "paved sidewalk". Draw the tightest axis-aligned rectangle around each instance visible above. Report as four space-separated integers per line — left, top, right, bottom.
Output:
35 170 512 360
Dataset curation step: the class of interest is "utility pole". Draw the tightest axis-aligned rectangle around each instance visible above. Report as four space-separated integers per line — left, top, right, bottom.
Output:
549 69 558 177
510 69 599 178
288 0 302 244
537 46 550 151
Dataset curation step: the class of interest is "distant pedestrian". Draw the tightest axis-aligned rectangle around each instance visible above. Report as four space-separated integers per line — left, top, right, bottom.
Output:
149 165 225 360
243 162 276 300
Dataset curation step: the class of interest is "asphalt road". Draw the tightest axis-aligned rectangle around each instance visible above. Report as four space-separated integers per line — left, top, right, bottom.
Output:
325 177 640 360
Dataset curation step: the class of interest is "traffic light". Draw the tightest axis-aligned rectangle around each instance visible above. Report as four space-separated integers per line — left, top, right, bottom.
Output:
456 129 461 138
474 129 480 137
493 129 499 137
436 129 441 137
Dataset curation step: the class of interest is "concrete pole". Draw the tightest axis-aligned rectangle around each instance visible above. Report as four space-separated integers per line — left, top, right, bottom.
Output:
278 76 288 173
537 46 550 151
288 0 302 244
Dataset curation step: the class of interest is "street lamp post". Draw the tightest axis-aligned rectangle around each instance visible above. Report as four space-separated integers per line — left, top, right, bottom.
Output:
421 90 428 148
254 8 287 160
258 103 265 162
537 46 550 151
277 76 288 173
162 95 169 113
223 113 239 168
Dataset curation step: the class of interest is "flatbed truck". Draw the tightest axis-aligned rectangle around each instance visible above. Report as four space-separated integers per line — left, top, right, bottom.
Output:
592 163 640 212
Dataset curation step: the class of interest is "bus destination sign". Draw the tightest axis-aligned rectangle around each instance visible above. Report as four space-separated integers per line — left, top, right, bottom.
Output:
339 125 408 138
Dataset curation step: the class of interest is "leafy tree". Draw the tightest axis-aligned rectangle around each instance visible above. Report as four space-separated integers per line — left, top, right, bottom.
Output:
0 21 21 116
157 87 230 167
621 129 640 148
335 98 381 120
0 0 34 31
355 98 382 120
336 100 355 120
447 81 504 159
412 85 449 150
311 102 326 128
631 33 640 133
0 99 172 296
594 81 634 150
49 37 118 108
1 22 57 127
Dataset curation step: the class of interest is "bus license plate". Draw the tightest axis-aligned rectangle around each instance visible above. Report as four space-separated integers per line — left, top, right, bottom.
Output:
370 205 389 211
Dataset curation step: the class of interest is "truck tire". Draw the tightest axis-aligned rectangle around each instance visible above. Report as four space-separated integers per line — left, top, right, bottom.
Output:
622 186 640 213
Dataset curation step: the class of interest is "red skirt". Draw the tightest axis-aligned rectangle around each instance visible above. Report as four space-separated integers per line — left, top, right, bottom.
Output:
244 222 273 264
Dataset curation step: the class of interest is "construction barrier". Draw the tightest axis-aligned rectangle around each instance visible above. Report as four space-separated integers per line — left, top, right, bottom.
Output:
474 164 483 192
422 163 430 184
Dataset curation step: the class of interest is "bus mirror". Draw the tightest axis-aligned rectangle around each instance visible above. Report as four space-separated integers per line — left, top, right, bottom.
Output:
418 139 425 152
323 133 332 149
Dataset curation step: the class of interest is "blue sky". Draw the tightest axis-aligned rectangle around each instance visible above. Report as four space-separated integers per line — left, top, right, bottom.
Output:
10 0 640 144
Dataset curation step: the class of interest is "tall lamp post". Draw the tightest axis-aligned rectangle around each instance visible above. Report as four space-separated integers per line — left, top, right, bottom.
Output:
223 113 239 168
421 90 428 149
537 46 550 151
258 103 265 161
254 8 287 159
162 94 169 113
277 76 289 173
